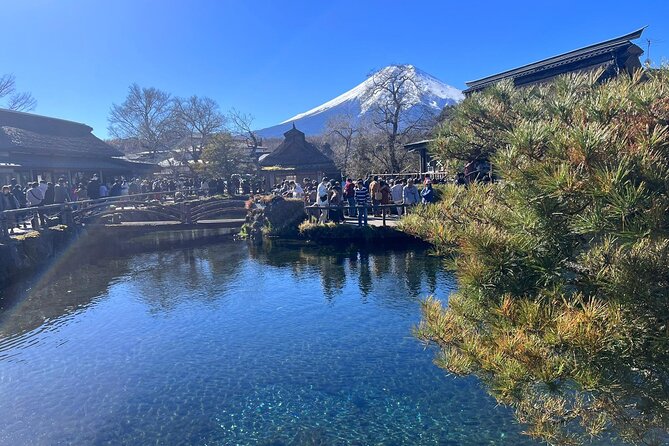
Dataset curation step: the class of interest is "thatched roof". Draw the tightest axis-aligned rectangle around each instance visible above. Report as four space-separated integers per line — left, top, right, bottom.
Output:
0 108 123 157
7 153 156 171
259 124 337 171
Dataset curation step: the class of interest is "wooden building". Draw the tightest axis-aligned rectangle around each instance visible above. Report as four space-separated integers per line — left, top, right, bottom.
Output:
464 28 645 95
403 139 439 174
259 124 338 188
0 108 155 186
405 29 647 175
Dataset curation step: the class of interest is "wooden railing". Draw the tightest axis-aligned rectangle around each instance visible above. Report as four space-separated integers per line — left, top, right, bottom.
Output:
0 190 244 239
304 203 417 227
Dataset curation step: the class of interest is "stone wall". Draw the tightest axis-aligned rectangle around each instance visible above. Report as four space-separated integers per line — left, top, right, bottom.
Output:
0 226 76 289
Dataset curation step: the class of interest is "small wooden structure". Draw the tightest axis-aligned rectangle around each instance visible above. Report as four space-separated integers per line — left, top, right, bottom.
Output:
464 28 645 95
403 139 438 174
259 124 338 187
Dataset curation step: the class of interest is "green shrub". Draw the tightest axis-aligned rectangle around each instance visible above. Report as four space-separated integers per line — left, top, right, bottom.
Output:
414 69 669 445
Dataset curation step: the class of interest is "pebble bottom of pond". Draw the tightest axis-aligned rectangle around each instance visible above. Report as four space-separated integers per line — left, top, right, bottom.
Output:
0 242 597 445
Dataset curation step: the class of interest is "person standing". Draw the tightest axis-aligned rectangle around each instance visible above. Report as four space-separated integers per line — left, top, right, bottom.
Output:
25 182 44 207
380 180 391 216
354 180 369 227
53 178 71 203
403 179 420 207
291 181 304 199
25 182 46 227
369 176 381 217
12 184 26 208
329 183 343 223
75 183 87 201
38 179 48 196
87 175 101 200
317 177 329 223
343 178 356 218
120 179 129 196
391 179 405 216
43 182 55 205
110 179 123 197
99 182 109 198
1 185 20 234
421 181 434 204
128 179 140 195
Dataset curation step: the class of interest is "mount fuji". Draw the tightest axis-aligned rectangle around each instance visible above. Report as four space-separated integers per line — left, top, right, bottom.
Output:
256 65 464 138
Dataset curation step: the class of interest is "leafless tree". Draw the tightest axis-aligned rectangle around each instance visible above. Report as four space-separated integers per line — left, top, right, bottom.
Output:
325 112 359 176
108 83 180 156
228 108 261 149
173 96 226 161
361 64 434 173
0 74 37 111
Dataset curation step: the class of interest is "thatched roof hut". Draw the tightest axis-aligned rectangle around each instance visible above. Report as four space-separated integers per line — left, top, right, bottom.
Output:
259 125 338 187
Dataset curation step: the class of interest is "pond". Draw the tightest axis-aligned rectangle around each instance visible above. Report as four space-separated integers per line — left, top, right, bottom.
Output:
0 241 539 445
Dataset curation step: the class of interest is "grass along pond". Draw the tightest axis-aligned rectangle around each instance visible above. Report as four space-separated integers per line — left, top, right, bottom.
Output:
1 241 544 445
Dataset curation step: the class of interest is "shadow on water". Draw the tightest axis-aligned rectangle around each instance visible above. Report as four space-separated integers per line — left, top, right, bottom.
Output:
0 247 131 345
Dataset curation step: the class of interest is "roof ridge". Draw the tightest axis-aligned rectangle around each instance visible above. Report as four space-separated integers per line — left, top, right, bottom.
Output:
465 27 646 88
0 108 92 132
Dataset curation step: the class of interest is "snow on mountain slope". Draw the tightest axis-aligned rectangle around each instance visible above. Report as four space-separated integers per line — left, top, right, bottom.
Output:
257 65 463 138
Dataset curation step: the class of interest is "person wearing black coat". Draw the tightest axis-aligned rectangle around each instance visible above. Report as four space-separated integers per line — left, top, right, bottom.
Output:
109 180 123 197
43 182 55 205
12 184 26 207
87 176 101 199
1 185 21 233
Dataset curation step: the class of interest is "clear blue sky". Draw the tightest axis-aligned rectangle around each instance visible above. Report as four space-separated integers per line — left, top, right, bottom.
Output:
2 0 668 139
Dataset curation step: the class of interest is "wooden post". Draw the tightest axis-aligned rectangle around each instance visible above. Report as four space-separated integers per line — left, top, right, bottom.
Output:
179 202 193 224
31 209 40 230
61 204 74 228
1 213 9 240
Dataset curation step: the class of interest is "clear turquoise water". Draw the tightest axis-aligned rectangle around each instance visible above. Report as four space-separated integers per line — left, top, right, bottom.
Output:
0 241 539 445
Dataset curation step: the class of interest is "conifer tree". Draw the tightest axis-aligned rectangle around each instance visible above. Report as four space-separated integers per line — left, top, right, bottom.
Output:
405 69 669 445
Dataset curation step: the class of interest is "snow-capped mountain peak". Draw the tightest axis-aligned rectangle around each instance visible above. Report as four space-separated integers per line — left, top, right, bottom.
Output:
258 64 463 137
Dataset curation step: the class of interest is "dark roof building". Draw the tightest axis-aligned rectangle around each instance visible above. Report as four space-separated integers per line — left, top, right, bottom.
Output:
259 125 338 187
0 108 155 186
464 28 645 95
403 139 436 174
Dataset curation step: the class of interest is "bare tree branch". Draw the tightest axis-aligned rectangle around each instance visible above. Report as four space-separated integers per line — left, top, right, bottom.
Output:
173 95 226 161
108 83 180 155
325 112 359 175
7 92 37 111
360 64 434 173
228 108 261 149
0 73 37 111
0 74 16 99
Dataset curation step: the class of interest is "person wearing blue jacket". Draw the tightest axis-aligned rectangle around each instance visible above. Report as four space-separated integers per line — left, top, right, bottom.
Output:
421 181 434 204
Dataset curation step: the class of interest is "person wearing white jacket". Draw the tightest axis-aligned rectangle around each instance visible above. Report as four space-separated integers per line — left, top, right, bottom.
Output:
316 178 329 222
26 182 44 206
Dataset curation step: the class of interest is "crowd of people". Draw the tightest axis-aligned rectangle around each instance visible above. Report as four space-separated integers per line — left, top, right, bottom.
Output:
272 174 440 227
0 175 257 234
1 168 486 233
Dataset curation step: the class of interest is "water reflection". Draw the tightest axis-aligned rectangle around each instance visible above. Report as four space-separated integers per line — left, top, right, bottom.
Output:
0 240 528 446
128 246 248 313
247 241 448 305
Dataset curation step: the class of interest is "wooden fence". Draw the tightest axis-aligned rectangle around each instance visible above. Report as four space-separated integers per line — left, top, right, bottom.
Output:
0 190 242 239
